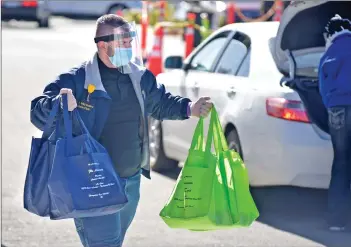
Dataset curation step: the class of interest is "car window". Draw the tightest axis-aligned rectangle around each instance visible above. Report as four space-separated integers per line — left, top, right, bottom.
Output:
237 50 251 77
215 32 251 76
189 36 228 72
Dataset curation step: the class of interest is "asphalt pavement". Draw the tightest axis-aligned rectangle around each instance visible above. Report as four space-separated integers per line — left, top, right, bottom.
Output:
2 17 351 247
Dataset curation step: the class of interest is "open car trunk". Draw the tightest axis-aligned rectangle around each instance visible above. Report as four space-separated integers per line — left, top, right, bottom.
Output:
271 0 351 134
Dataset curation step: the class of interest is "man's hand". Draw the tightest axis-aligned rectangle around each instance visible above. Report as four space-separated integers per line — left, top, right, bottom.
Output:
59 88 77 111
189 97 213 118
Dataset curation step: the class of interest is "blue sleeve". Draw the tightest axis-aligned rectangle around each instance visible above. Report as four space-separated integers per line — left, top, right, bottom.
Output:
338 56 351 84
318 56 325 94
30 72 77 131
142 70 191 120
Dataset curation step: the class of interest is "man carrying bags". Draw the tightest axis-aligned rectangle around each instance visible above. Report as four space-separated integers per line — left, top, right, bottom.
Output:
30 14 212 247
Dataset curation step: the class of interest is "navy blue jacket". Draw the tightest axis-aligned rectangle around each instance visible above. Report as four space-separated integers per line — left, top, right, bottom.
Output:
319 31 351 108
30 53 191 179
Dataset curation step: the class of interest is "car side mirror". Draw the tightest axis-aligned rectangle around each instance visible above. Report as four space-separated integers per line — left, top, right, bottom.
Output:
164 56 183 69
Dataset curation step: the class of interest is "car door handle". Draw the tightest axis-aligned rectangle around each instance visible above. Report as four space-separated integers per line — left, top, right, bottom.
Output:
192 82 200 92
227 86 236 97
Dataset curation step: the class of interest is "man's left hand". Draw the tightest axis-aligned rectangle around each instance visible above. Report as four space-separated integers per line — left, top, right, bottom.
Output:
189 97 213 118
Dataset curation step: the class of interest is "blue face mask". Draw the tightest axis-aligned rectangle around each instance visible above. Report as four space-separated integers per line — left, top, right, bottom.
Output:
109 47 132 67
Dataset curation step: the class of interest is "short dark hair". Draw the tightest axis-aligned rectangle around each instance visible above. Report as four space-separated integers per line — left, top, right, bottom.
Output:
325 15 351 38
95 14 128 37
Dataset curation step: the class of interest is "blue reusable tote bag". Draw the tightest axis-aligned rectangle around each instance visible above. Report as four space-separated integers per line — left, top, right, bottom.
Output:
48 95 128 220
24 98 61 217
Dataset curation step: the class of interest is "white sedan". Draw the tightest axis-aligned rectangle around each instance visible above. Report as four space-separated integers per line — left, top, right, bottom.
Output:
147 1 349 190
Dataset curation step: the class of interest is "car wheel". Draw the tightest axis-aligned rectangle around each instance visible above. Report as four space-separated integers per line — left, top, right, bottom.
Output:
225 128 243 159
149 118 178 171
38 17 49 28
108 5 127 15
225 128 259 199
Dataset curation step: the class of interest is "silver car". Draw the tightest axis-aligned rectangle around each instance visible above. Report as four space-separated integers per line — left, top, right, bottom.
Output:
48 1 142 18
1 0 50 28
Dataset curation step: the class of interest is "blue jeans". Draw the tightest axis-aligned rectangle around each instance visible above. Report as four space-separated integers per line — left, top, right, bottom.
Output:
327 106 351 227
74 170 141 247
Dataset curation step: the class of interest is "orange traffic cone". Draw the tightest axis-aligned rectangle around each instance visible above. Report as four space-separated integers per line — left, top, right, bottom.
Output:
184 12 196 58
159 0 166 22
147 26 163 76
141 1 148 60
227 2 236 24
273 0 283 22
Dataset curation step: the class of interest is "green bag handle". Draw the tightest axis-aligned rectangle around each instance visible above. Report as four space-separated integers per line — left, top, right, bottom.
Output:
190 113 216 154
211 107 237 224
189 106 228 153
190 117 204 151
210 107 229 154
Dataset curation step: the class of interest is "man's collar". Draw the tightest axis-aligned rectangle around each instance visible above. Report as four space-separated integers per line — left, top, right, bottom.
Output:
84 53 106 92
118 64 132 74
84 52 146 92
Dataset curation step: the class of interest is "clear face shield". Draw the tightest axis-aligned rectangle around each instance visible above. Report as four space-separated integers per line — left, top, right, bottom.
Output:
94 21 144 74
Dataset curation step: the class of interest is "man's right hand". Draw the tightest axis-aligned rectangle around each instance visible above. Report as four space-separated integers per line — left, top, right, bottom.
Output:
59 88 77 111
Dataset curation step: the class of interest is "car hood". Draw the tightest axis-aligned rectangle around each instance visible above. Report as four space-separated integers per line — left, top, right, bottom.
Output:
271 0 351 78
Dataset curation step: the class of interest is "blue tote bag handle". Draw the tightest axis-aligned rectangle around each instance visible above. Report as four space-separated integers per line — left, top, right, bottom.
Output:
61 94 99 155
41 98 61 140
72 109 91 137
61 94 74 155
72 109 100 153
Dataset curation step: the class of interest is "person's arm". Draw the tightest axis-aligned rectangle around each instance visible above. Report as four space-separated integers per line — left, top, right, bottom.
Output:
30 73 77 131
143 70 191 120
143 70 212 120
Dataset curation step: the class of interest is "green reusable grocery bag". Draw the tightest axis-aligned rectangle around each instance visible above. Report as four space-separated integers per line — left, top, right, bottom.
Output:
159 107 259 231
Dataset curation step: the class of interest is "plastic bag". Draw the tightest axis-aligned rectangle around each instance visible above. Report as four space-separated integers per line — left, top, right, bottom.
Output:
160 107 259 230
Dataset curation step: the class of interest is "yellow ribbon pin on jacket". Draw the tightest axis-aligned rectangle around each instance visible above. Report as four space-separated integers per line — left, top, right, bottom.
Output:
87 84 96 102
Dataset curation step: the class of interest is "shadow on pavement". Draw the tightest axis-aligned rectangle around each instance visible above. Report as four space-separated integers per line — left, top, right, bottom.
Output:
252 186 351 247
2 20 40 30
157 167 351 247
1 20 58 31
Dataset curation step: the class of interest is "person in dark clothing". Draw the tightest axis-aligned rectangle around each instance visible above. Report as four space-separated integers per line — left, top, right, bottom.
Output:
30 14 213 247
319 14 351 232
